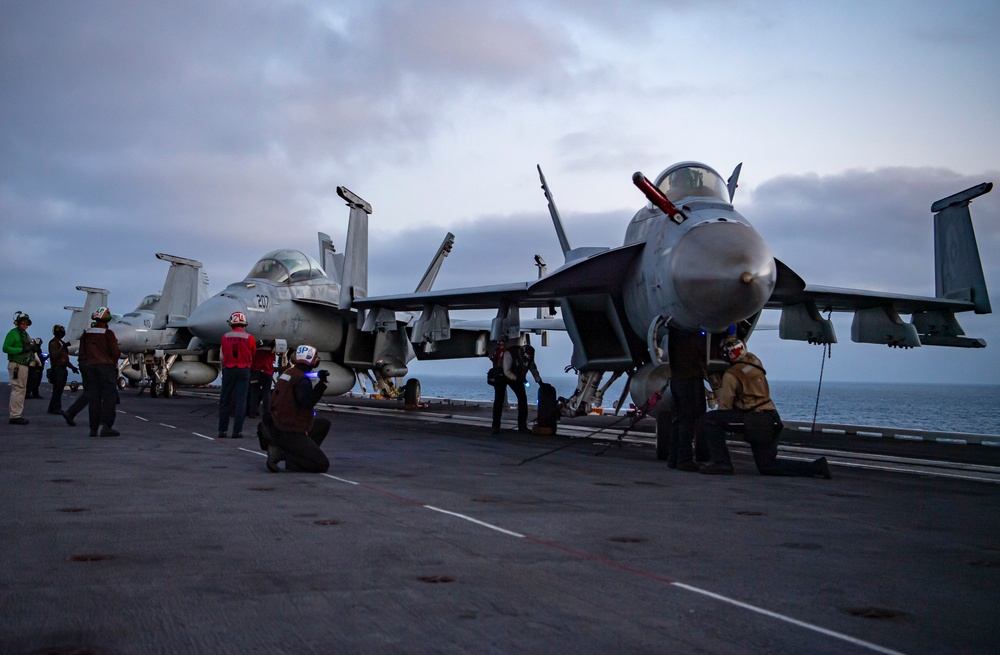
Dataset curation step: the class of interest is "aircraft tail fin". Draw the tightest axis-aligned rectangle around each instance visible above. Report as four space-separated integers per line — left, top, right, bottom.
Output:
727 162 742 202
538 165 572 259
67 286 110 344
337 186 372 312
153 253 208 329
318 232 345 285
414 233 455 293
931 183 992 314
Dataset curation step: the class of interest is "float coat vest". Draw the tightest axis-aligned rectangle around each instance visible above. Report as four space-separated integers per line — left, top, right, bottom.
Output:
270 366 314 433
720 352 776 412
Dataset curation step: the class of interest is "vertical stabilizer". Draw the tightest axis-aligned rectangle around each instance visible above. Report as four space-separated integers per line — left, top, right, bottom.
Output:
153 253 207 329
537 165 572 259
67 286 110 344
415 233 455 292
318 232 345 285
336 186 372 312
727 162 742 202
931 183 992 314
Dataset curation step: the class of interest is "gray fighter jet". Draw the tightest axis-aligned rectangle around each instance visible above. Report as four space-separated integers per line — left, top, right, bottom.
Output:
69 254 218 396
353 162 993 449
186 187 455 402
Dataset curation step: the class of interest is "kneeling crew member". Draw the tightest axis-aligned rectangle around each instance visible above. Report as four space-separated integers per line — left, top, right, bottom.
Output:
698 337 831 478
264 344 330 473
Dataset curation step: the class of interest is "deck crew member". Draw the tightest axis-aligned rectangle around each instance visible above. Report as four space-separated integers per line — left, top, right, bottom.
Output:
4 311 35 425
47 324 78 415
667 326 707 471
490 337 543 434
25 338 46 399
79 307 121 437
698 337 831 478
246 339 275 418
217 311 255 439
262 344 330 473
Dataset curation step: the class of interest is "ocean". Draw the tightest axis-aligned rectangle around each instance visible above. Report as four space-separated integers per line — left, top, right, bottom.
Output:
408 375 1000 436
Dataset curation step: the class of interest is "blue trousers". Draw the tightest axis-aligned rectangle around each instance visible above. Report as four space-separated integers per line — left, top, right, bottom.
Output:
218 367 251 435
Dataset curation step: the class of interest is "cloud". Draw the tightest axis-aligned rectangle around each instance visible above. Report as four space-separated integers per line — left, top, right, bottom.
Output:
2 1 998 387
746 167 1000 295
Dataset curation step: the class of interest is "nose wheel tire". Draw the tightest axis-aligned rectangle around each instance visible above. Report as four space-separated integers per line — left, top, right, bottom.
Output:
403 378 421 409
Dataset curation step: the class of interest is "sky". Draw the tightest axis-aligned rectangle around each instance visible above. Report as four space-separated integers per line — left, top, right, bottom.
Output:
2 0 999 385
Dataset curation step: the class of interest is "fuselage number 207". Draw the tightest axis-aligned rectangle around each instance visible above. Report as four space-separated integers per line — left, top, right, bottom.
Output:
255 294 269 309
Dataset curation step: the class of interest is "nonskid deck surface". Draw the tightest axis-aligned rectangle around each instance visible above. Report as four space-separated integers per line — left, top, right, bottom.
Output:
2 386 999 654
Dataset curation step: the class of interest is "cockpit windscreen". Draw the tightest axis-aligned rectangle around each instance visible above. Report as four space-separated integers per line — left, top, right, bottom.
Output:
654 165 729 203
246 250 327 283
136 294 160 311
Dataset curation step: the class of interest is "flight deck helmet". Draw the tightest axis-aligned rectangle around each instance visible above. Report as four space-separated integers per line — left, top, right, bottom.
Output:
13 311 31 326
292 344 320 368
92 307 112 323
721 337 745 363
228 311 248 327
53 324 66 338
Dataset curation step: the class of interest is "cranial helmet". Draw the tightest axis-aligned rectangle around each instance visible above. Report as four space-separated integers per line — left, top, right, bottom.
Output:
92 307 112 323
53 324 66 338
721 337 745 363
13 311 31 326
228 311 248 327
293 344 320 367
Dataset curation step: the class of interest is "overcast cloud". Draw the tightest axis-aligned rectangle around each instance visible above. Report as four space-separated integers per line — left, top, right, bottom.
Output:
2 0 998 385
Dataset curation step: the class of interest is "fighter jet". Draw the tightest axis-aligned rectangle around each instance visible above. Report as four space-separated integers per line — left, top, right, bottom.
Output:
186 187 455 402
352 162 993 451
69 254 218 397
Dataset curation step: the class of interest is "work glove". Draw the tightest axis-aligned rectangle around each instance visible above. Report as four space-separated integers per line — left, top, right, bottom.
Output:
317 370 329 383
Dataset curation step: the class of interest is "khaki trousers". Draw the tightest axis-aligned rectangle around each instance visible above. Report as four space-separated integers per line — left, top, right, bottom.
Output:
7 361 27 418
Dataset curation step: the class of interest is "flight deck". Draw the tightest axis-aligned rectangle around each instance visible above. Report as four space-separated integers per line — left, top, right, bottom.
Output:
2 385 999 654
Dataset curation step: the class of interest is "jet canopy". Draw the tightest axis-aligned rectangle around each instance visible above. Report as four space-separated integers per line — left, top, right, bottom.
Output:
246 249 327 284
135 294 160 311
654 163 729 203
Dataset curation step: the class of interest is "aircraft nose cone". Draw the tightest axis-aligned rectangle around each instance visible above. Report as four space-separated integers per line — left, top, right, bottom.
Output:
187 295 246 342
670 221 775 332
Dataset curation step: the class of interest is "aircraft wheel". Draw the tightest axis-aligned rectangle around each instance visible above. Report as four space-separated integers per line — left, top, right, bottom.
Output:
403 378 421 408
149 381 159 398
69 381 80 392
117 376 127 390
164 380 175 398
655 409 672 461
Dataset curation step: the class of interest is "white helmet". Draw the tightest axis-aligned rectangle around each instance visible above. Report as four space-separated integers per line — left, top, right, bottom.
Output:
91 307 112 323
721 337 745 363
293 344 319 367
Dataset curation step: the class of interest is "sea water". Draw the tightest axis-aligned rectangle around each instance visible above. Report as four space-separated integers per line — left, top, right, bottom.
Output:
406 375 1000 436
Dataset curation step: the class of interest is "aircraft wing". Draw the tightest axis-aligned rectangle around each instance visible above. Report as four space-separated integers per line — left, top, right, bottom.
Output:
355 282 537 311
766 258 984 348
452 316 567 331
356 242 645 312
768 285 977 314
